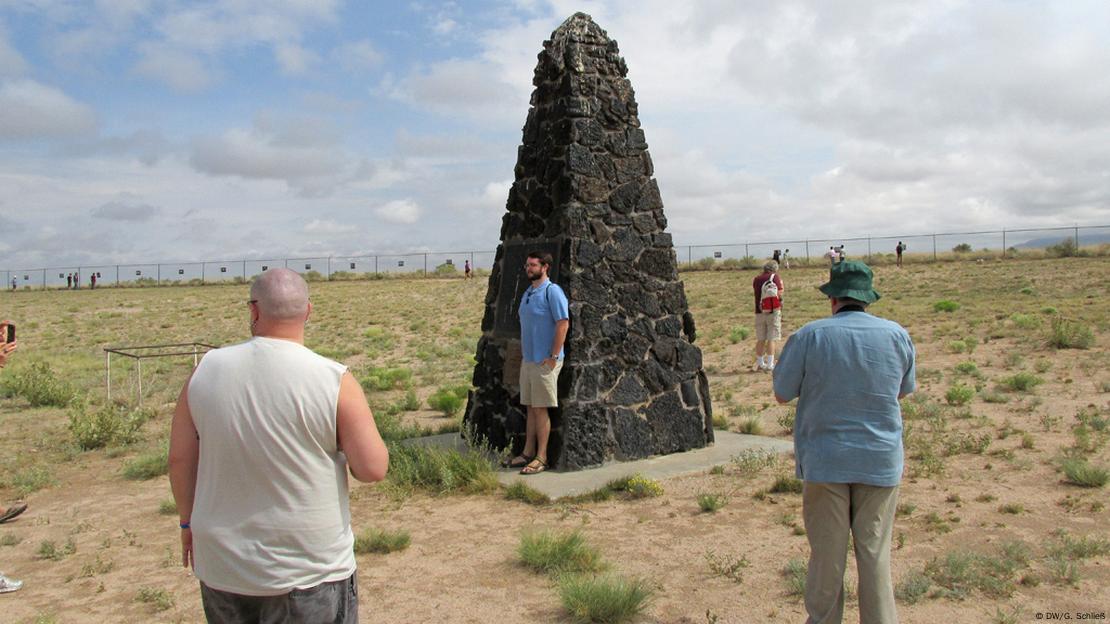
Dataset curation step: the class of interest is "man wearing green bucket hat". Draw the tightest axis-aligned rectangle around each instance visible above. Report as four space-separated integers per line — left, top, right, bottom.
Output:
773 260 916 624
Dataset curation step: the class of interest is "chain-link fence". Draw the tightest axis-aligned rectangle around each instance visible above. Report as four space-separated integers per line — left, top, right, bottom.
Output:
4 225 1108 290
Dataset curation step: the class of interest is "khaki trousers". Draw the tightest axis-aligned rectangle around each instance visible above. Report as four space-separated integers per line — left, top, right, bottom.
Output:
802 482 899 624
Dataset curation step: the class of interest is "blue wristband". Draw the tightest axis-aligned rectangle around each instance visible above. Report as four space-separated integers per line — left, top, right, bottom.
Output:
180 522 190 529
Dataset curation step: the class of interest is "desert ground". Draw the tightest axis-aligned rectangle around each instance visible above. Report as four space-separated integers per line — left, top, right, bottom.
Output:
1 255 1108 623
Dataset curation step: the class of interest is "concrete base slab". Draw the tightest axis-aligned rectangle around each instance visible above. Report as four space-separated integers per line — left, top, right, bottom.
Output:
405 431 794 500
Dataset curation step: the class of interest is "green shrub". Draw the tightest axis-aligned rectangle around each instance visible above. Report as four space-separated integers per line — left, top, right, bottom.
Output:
895 572 931 604
934 300 961 313
504 481 551 505
945 384 975 406
8 465 55 496
135 587 175 612
728 327 750 343
954 361 979 376
952 243 972 253
923 546 1027 599
158 499 177 515
1061 458 1109 488
353 528 411 554
610 474 663 499
518 530 605 577
1048 317 1095 350
782 559 807 596
947 339 968 354
1019 286 1035 295
558 574 653 624
360 367 413 392
36 538 76 561
1047 531 1110 560
122 443 169 480
69 403 148 450
696 493 728 513
999 372 1043 393
1046 237 1078 257
1008 313 1039 330
427 385 469 416
777 409 795 434
731 449 780 475
737 416 763 435
1 361 77 407
769 476 803 494
433 262 458 276
384 443 499 497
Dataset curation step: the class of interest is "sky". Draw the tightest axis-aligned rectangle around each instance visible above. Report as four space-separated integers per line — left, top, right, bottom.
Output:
2 0 1109 268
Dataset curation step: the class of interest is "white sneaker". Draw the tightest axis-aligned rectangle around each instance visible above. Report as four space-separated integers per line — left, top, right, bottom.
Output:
0 574 22 593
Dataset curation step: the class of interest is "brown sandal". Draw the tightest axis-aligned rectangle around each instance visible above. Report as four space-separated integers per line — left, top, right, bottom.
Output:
520 458 547 475
0 502 27 524
502 455 533 469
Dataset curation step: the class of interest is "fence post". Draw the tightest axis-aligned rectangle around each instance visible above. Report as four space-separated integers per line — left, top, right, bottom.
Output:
424 253 428 277
805 240 810 263
687 246 691 264
1002 229 1006 258
201 263 205 284
157 264 161 285
327 256 332 280
744 243 749 259
932 234 937 261
41 269 45 289
242 261 246 281
1075 226 1080 250
374 255 378 274
867 237 872 258
116 265 119 285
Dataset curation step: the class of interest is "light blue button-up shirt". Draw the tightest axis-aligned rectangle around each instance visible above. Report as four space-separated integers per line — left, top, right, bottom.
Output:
518 279 569 363
772 309 916 487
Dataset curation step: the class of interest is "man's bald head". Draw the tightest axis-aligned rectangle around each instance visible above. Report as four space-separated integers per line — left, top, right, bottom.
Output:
250 268 309 321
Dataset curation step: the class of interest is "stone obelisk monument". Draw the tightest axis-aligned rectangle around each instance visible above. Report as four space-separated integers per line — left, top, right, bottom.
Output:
464 12 713 470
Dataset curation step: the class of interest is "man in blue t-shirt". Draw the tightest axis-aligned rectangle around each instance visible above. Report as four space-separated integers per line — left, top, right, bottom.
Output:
773 260 915 624
505 251 569 475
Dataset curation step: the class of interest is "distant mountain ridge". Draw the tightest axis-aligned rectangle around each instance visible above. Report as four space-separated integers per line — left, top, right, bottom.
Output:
1015 231 1110 249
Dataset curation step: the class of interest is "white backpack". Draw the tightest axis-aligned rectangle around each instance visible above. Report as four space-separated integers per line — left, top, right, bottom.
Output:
760 274 780 313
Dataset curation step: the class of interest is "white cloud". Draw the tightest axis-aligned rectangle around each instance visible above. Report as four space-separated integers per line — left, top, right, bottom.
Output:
304 218 356 234
275 42 318 75
0 79 96 140
132 42 214 92
91 199 160 221
374 199 421 224
191 129 341 181
333 39 383 71
0 26 26 77
383 58 525 121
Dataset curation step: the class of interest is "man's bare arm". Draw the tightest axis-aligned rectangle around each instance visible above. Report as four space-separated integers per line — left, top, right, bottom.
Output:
336 372 389 483
168 373 199 568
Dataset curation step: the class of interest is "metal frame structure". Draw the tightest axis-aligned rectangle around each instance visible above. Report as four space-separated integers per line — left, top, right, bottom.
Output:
104 342 218 406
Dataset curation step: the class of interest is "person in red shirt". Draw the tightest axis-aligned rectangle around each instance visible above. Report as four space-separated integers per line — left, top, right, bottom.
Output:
752 261 784 371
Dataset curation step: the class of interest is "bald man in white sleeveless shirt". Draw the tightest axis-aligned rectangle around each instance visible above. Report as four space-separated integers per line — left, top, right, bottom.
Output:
169 268 388 623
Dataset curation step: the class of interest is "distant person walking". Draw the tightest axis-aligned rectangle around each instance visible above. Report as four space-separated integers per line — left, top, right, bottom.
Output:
825 247 838 266
773 261 916 624
66 274 72 289
772 249 781 264
895 241 905 268
90 273 96 289
837 245 845 263
0 319 23 595
503 251 569 475
464 259 472 279
782 249 791 269
72 271 79 290
9 277 15 291
752 261 784 372
169 268 388 623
